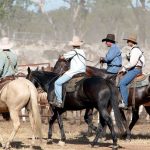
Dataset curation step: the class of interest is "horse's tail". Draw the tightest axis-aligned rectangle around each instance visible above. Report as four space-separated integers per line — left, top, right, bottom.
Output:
107 80 125 133
28 83 42 140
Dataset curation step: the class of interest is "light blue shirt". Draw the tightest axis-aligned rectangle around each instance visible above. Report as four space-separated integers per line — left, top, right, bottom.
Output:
0 49 18 78
104 44 122 74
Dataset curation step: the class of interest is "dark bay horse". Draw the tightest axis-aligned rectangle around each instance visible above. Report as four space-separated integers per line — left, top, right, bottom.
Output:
86 65 150 139
27 67 124 148
53 58 150 140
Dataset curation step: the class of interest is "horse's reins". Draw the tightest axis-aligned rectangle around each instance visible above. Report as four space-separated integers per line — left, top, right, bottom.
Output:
47 74 61 84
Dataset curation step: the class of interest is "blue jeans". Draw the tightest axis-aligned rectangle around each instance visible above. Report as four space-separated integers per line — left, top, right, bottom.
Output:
54 74 71 103
118 68 141 105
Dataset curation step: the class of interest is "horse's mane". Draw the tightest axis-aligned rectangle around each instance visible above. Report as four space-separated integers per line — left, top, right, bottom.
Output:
32 70 58 77
87 66 106 73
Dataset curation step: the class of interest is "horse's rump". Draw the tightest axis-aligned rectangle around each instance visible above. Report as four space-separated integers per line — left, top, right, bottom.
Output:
0 77 42 148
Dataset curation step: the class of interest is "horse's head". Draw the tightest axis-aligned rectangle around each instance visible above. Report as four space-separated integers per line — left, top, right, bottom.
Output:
26 67 40 88
27 67 58 93
53 56 70 75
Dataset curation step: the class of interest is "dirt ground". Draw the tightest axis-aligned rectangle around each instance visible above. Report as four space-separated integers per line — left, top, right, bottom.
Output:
0 117 150 150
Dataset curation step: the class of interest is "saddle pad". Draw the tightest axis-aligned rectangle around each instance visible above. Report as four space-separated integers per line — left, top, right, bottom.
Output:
129 74 149 88
0 76 15 91
65 76 85 92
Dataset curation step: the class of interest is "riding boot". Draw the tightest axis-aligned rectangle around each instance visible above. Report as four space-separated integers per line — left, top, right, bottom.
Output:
53 101 63 108
119 102 128 110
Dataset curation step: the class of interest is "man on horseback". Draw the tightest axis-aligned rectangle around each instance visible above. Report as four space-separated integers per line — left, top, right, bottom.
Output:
53 36 86 108
118 33 145 109
0 37 18 78
100 34 122 78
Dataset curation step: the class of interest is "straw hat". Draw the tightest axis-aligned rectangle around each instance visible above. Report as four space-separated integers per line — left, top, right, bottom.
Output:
123 33 137 44
0 37 14 49
102 34 116 43
69 36 83 46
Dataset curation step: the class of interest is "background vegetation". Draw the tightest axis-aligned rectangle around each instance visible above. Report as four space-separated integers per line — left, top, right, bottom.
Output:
0 0 150 69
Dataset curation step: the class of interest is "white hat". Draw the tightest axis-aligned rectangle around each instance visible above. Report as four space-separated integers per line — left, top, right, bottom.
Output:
0 37 14 49
69 36 83 46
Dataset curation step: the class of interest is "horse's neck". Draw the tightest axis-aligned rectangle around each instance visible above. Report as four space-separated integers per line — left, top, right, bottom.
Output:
40 73 58 92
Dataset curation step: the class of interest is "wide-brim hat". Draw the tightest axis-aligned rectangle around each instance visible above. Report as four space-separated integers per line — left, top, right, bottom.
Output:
102 34 116 43
0 37 14 49
69 36 83 46
123 33 137 44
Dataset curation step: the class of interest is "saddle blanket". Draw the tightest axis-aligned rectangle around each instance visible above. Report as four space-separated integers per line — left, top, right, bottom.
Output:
129 74 149 88
65 76 85 92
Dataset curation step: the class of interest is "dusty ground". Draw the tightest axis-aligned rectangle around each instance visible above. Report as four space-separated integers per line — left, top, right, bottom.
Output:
0 118 150 150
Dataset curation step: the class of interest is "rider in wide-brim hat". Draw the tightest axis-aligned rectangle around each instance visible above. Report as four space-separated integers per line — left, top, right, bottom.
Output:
69 36 84 46
123 33 137 44
102 34 116 43
100 34 122 76
118 33 145 109
53 36 86 108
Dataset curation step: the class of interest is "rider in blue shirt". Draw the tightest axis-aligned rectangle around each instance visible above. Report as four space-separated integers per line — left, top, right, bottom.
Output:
100 34 122 78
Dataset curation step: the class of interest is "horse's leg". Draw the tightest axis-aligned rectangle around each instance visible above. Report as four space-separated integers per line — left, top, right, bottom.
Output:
47 110 57 144
144 106 150 115
56 110 66 144
84 108 97 136
119 109 131 140
92 109 118 148
99 105 112 138
21 107 26 122
0 128 5 148
28 109 36 146
5 110 20 149
128 106 140 139
101 109 118 147
91 116 103 147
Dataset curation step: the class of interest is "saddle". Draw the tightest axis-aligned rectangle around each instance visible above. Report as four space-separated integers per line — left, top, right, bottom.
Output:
129 73 149 88
49 73 86 107
65 73 86 92
0 76 16 90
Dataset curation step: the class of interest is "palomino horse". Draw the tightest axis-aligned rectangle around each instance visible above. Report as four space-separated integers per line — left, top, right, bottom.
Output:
27 63 125 148
0 77 42 149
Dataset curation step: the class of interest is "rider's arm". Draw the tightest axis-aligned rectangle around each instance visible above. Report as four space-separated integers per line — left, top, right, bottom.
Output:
124 48 141 70
104 46 120 63
0 54 5 76
63 50 76 60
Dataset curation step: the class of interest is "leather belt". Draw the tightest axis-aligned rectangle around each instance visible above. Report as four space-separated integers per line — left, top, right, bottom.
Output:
135 66 142 69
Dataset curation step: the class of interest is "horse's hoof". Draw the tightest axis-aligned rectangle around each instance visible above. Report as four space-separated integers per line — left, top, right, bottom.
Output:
101 137 107 141
125 138 131 142
47 138 53 144
112 145 119 150
58 140 65 146
87 132 93 137
91 143 95 148
4 145 11 150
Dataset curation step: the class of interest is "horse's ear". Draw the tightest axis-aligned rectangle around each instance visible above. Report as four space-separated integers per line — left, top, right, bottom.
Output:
27 67 31 74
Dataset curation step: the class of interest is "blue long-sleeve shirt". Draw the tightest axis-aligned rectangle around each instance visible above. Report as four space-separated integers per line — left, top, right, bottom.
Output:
104 44 122 74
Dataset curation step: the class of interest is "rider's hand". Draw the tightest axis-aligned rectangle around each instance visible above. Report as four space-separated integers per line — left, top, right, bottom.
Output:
100 57 105 63
118 67 126 74
60 55 65 60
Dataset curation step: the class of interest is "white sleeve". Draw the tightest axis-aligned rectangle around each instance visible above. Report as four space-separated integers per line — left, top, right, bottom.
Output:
63 50 76 59
124 48 141 69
